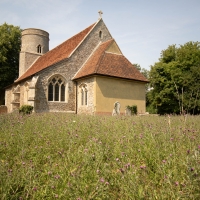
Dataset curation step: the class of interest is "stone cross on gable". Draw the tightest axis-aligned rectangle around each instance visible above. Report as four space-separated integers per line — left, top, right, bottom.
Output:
98 10 103 19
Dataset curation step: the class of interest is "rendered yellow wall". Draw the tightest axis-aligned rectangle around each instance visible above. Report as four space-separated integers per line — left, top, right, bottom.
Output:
106 41 122 54
95 76 146 114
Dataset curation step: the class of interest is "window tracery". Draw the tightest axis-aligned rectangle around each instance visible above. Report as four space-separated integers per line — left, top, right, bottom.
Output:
48 75 66 102
79 84 88 106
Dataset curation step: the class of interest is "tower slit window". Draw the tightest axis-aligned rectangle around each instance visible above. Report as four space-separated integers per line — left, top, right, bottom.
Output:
99 31 102 39
37 45 42 53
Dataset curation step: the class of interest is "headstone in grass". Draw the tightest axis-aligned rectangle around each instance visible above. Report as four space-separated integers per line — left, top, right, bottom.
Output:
112 101 120 116
125 107 131 116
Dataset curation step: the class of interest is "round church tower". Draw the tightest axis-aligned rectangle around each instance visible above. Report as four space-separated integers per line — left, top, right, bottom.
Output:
19 28 49 77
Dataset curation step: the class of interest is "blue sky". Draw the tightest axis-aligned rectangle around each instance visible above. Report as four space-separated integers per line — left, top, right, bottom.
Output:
1 0 200 70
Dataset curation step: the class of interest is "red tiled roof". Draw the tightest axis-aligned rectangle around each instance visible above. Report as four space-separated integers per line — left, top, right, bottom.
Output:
73 40 149 82
16 23 96 82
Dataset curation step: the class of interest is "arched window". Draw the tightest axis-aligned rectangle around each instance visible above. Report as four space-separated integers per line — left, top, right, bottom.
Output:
81 89 84 105
37 45 42 53
79 84 88 106
99 31 102 39
48 75 66 102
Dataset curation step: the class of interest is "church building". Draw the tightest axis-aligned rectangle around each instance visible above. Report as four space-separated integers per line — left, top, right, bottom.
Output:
5 15 148 115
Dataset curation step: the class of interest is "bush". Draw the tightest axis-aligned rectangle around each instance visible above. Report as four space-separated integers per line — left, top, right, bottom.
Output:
126 105 137 115
19 105 33 115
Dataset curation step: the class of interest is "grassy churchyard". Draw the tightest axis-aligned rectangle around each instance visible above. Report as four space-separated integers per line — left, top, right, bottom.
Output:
0 113 200 199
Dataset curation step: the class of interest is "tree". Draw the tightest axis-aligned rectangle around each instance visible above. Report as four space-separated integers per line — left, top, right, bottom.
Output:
148 42 200 114
0 23 21 104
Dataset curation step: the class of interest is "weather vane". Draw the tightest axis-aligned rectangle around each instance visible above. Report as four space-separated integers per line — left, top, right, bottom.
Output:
98 10 103 19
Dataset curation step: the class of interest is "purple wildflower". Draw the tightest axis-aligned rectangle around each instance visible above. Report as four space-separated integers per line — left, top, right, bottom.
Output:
100 178 105 183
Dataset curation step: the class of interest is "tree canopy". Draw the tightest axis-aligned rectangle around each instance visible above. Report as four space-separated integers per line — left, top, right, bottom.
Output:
0 23 21 104
148 42 200 114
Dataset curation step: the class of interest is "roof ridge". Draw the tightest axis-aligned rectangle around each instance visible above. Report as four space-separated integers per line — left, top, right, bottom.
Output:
94 39 114 73
105 51 122 55
72 41 102 79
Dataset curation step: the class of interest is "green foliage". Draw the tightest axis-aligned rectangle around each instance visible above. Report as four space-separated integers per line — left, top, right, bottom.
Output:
126 105 137 115
0 113 200 199
19 105 33 115
149 41 200 114
0 23 21 104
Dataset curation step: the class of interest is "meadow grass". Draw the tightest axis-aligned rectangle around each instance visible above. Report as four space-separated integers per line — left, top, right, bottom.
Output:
0 113 200 199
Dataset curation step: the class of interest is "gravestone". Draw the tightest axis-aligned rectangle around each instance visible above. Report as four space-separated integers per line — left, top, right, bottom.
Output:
125 107 131 116
112 101 120 116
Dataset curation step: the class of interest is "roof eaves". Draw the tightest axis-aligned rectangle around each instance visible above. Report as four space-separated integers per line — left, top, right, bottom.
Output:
73 73 149 83
15 56 40 83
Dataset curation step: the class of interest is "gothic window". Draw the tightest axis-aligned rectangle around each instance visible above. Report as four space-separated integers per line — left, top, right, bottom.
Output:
79 84 88 106
37 45 42 53
48 83 53 101
61 84 65 101
81 89 84 105
48 76 66 102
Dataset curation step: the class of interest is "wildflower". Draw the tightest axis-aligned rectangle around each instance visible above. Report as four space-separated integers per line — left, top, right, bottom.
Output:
33 187 37 191
175 181 179 186
187 150 190 154
54 175 60 179
125 163 131 169
190 167 194 172
140 165 146 169
116 158 119 161
73 120 76 123
55 194 58 198
48 171 52 175
198 145 200 149
100 178 105 183
77 198 82 200
96 169 100 173
105 182 109 185
162 160 166 163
